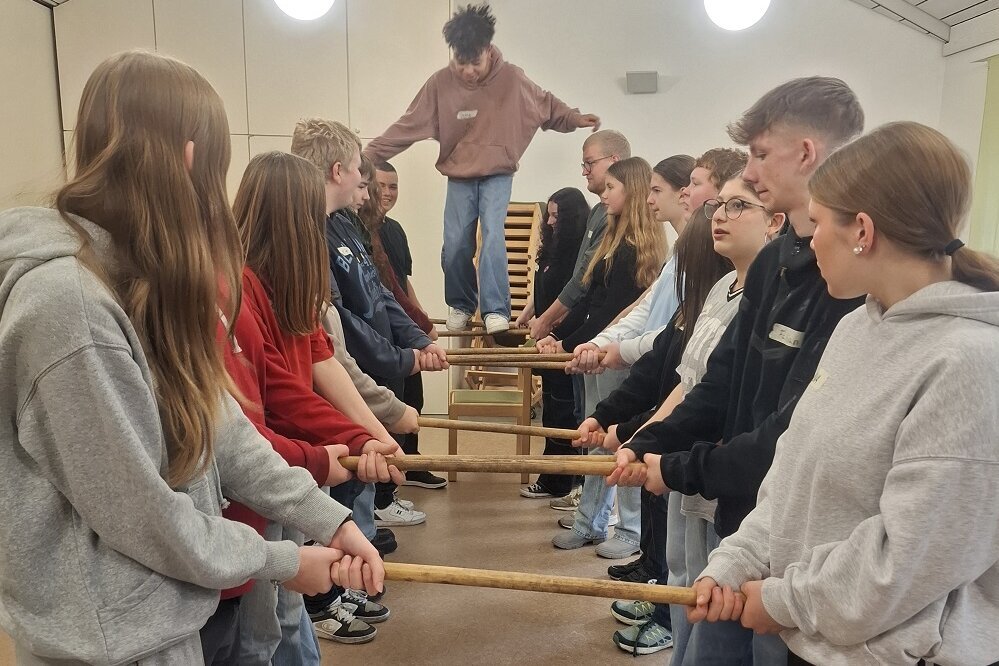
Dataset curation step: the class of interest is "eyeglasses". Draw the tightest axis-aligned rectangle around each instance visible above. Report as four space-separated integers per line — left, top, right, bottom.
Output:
581 155 613 173
703 197 768 220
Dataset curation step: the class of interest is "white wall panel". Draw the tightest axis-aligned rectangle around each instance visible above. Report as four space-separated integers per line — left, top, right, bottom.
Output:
249 134 294 157
54 0 155 131
243 0 349 136
347 0 450 138
1 0 64 207
228 134 251 202
154 0 248 134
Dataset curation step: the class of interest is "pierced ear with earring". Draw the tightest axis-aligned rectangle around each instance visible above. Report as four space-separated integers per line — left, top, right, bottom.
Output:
853 244 867 255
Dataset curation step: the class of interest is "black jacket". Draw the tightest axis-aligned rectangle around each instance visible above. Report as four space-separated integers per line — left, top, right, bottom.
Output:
553 244 643 351
626 227 864 537
590 309 684 442
325 211 430 395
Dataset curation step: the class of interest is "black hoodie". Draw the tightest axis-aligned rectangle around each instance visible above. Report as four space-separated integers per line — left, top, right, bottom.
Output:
625 226 864 537
590 308 685 442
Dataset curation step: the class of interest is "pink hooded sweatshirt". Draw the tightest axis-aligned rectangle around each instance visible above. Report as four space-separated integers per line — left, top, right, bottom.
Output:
363 46 583 179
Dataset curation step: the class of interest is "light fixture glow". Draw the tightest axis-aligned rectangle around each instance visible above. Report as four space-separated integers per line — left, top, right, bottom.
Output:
704 0 770 31
274 0 336 21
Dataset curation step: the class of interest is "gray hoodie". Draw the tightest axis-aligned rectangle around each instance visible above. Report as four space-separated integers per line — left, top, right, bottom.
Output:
0 207 352 665
701 281 999 665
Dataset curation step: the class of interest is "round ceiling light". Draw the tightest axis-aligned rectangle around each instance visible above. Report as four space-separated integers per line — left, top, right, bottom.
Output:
704 0 771 31
274 0 336 21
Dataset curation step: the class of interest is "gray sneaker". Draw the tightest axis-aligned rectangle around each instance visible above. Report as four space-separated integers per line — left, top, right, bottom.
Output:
549 486 582 511
552 530 605 550
613 619 673 656
558 513 618 529
596 537 640 560
610 599 655 625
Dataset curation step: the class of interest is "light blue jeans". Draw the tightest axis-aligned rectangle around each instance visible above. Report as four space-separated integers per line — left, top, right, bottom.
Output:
442 174 514 318
681 526 787 666
666 492 693 664
571 369 641 546
234 524 321 666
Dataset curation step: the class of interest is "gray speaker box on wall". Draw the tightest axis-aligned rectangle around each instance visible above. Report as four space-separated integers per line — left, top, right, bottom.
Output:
626 71 658 94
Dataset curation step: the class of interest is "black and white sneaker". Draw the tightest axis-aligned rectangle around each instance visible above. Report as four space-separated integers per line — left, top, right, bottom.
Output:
341 588 390 624
312 599 376 644
403 470 448 489
608 557 644 581
520 482 554 498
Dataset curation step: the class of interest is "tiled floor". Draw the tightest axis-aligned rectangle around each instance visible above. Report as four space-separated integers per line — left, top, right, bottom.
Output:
1 428 672 665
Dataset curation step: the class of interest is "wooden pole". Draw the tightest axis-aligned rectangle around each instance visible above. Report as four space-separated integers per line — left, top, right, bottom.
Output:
446 353 575 364
339 454 639 476
434 329 531 338
418 416 580 439
446 347 539 355
383 562 697 606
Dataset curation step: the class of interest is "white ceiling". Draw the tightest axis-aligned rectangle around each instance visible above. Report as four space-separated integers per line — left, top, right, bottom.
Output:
850 0 999 41
33 0 999 53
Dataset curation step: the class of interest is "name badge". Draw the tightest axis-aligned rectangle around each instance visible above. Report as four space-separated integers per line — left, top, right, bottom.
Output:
769 323 804 349
809 368 828 389
457 110 478 120
338 245 353 257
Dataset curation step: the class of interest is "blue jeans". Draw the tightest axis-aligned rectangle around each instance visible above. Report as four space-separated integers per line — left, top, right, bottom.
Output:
233 524 320 666
572 369 640 545
682 527 787 666
442 174 514 318
272 597 320 666
351 482 377 541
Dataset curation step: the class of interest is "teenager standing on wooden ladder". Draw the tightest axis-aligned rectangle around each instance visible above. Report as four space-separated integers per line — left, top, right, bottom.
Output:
363 3 600 334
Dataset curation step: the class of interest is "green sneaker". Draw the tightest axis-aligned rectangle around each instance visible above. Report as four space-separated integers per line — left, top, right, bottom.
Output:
610 599 655 625
613 620 673 656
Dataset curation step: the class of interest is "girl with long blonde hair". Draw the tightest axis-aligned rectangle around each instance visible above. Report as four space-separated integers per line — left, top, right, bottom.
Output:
539 157 667 355
0 51 381 665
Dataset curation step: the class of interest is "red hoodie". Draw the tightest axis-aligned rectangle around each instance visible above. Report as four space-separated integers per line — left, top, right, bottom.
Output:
219 268 373 598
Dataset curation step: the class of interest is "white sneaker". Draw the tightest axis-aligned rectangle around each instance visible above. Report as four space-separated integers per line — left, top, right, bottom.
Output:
446 308 472 332
484 313 510 334
374 499 427 526
393 492 414 510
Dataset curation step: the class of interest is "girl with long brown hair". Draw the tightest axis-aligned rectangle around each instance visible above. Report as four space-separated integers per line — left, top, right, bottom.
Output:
0 51 381 665
690 122 999 664
227 151 408 655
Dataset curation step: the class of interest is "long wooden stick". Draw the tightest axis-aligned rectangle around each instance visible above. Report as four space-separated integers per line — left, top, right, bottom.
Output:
446 353 575 364
418 416 580 439
339 454 638 476
446 346 539 355
435 329 531 338
445 360 569 369
384 562 697 606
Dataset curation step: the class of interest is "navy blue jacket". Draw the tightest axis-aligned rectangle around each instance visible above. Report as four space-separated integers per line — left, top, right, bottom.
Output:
325 211 430 395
